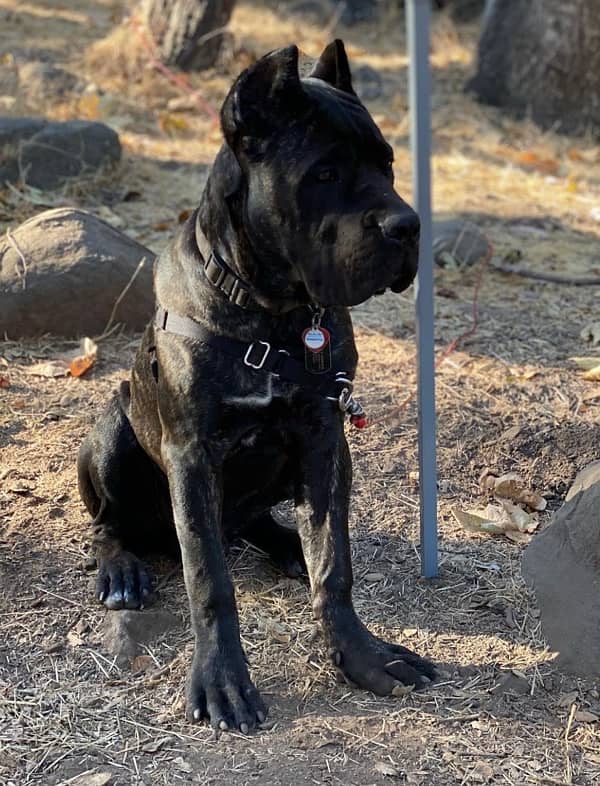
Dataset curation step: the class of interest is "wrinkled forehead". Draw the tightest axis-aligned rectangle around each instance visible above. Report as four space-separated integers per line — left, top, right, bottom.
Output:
300 77 394 161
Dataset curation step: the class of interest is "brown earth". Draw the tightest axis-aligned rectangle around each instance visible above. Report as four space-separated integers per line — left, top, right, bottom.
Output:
2 2 600 785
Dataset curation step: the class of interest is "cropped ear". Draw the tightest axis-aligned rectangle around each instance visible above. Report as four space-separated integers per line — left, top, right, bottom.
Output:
221 45 308 147
310 39 355 95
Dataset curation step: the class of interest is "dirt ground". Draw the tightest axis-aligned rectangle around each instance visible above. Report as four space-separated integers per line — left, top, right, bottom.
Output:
2 2 600 785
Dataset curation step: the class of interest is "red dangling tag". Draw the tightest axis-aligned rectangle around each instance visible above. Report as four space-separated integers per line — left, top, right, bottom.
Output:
350 414 369 429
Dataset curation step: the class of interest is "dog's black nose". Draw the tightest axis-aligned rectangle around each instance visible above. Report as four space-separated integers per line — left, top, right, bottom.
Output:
379 211 420 244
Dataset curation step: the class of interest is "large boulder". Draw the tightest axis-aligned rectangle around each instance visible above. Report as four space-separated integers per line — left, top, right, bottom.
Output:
0 117 121 190
522 461 600 677
0 207 156 337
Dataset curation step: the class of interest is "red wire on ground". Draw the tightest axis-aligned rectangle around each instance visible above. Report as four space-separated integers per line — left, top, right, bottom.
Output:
129 16 220 125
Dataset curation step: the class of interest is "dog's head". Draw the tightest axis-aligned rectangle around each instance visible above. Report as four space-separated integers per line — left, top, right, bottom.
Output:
217 40 419 308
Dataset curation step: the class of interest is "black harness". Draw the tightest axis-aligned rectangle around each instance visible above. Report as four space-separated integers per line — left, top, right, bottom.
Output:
152 237 367 427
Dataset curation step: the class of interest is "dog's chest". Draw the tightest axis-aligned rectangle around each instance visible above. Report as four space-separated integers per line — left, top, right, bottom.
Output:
223 371 293 409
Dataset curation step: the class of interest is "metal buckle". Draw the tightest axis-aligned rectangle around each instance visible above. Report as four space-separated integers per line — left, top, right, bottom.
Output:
204 255 226 288
338 387 353 412
244 341 271 369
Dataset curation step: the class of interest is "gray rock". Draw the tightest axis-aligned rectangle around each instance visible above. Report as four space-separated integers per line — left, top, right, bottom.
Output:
0 207 155 337
0 117 47 185
0 117 120 190
432 219 491 268
102 609 180 665
490 671 530 696
522 461 600 678
21 120 121 190
18 62 80 105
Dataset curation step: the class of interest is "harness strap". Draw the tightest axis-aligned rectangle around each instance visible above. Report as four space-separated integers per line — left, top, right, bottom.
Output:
154 307 353 401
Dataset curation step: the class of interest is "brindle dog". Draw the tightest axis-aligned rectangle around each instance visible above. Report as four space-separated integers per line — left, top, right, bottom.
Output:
78 40 434 733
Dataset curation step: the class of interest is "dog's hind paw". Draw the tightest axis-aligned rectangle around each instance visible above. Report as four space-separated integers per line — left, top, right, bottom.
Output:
96 551 153 610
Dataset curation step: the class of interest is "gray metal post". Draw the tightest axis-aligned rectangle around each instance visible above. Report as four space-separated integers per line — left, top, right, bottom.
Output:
406 0 438 577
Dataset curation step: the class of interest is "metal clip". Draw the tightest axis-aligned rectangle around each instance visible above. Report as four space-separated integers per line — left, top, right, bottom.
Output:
309 305 325 330
244 341 271 369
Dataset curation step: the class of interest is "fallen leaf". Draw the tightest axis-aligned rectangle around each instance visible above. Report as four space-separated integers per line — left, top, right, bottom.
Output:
66 630 85 647
69 353 96 378
567 148 584 162
567 176 578 193
402 628 418 638
517 151 560 175
24 338 98 379
575 710 599 723
451 507 506 535
582 388 600 403
507 366 540 382
391 683 414 697
0 375 9 388
158 112 190 135
8 481 33 494
558 691 578 707
492 472 547 511
26 359 70 377
504 530 532 545
173 756 193 773
77 93 102 120
501 424 521 441
69 773 113 786
571 356 600 370
142 735 173 753
374 761 402 777
583 365 600 381
470 761 494 782
497 498 539 532
267 620 291 644
131 654 154 672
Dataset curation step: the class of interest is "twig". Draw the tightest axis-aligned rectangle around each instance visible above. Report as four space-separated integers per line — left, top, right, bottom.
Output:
324 2 347 39
96 256 147 341
563 702 576 784
5 227 28 289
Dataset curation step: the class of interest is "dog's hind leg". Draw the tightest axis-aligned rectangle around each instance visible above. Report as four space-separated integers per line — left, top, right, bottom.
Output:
242 513 307 578
78 382 159 610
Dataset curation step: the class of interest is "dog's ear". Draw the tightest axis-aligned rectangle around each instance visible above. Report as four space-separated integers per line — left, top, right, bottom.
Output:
310 39 355 95
221 45 308 146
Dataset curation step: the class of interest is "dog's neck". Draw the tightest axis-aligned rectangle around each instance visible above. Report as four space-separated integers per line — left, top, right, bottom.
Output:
197 146 311 315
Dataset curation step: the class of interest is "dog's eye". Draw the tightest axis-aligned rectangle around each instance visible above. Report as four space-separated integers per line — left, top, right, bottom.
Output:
316 168 339 183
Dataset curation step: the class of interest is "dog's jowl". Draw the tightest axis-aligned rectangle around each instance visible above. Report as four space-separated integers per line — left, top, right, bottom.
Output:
78 40 434 732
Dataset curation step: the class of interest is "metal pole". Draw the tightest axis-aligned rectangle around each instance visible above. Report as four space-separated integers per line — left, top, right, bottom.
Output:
406 0 438 577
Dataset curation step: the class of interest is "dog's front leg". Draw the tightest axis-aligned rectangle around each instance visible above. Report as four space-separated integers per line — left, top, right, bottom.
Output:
162 442 267 732
295 421 435 694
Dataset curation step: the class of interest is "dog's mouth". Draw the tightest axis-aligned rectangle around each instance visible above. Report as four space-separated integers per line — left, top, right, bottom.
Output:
374 274 415 297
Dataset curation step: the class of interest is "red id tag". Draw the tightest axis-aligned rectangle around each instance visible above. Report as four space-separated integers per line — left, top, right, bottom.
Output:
302 327 331 374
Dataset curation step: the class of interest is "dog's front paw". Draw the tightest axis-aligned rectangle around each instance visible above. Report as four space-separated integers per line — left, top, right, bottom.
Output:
331 627 435 695
186 648 267 733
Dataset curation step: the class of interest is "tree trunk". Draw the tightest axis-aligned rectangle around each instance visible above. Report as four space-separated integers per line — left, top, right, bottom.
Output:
468 0 600 137
140 0 236 71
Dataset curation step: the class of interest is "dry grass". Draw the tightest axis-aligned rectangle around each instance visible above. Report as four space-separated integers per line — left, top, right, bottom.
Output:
2 1 600 785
